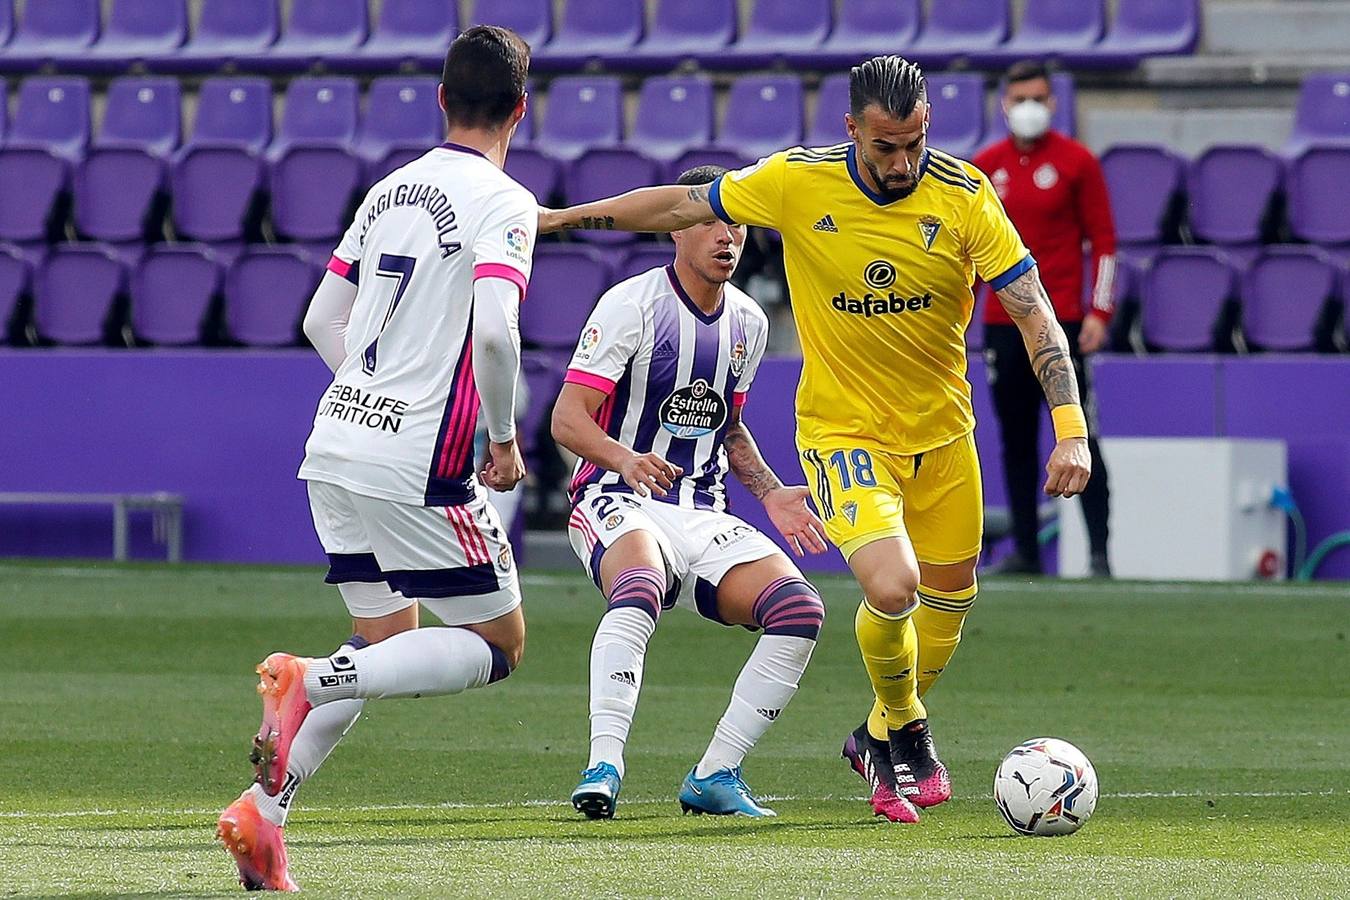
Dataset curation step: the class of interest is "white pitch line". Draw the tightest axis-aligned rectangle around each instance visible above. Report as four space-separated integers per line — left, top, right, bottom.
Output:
2 790 1343 821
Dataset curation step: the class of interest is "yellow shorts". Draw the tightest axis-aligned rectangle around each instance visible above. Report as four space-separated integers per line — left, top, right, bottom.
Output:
798 432 983 565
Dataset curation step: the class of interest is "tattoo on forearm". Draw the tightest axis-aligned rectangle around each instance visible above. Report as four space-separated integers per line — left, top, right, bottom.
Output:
560 215 616 231
724 421 782 500
997 269 1081 409
686 185 709 205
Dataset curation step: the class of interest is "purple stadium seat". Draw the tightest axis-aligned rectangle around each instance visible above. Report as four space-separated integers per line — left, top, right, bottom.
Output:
225 248 317 346
171 0 279 72
356 77 442 177
253 0 368 72
565 149 662 244
1286 74 1350 157
468 0 550 49
0 80 6 143
0 151 68 242
0 247 28 339
190 78 273 153
353 0 458 70
504 148 561 204
0 0 98 72
926 74 986 161
664 147 746 184
790 0 920 69
271 147 364 242
910 0 1010 68
1141 248 1237 352
171 149 265 243
989 72 1078 142
535 0 641 71
625 0 735 71
1242 247 1338 352
805 74 850 147
717 76 804 164
0 1 11 50
538 76 623 162
130 245 221 346
271 78 360 158
1287 146 1350 246
975 0 1104 67
80 0 188 71
1101 145 1186 245
719 0 831 69
34 245 124 345
7 76 91 161
628 77 715 162
523 247 610 349
618 244 674 282
99 77 181 157
73 150 165 243
1186 146 1281 247
1064 0 1199 68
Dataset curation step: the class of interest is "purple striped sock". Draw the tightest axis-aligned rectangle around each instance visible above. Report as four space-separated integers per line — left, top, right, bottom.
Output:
752 577 825 640
606 566 667 623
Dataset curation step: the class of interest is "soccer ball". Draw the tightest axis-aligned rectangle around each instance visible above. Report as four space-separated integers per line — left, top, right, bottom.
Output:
993 737 1098 836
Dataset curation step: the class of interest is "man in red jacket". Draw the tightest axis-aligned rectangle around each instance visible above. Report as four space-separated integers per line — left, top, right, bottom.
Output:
973 60 1114 577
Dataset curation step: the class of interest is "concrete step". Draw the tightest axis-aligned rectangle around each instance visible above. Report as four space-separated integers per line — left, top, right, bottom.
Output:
1079 106 1292 156
1201 2 1350 56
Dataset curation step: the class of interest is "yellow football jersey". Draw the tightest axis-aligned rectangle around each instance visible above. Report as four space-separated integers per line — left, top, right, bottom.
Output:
710 143 1033 455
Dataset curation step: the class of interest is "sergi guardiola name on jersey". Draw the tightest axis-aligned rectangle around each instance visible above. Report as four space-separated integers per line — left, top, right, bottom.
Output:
359 183 461 259
831 291 934 318
318 384 408 434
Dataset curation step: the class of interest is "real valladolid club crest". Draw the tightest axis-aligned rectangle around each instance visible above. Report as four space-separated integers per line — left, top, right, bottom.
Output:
729 340 748 378
918 215 942 251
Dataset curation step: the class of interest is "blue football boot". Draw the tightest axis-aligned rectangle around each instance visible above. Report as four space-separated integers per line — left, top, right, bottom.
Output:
678 766 777 817
571 763 622 819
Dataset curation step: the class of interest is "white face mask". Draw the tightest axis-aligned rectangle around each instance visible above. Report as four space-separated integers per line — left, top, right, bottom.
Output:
1007 99 1052 141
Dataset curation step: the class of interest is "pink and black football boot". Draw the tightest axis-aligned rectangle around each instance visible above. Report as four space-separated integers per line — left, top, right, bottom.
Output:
889 718 951 809
842 722 920 824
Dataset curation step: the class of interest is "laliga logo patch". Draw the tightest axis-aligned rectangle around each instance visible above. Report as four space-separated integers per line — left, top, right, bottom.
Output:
864 260 896 290
918 215 942 251
659 378 728 438
842 500 859 526
504 224 530 255
575 324 602 361
729 340 748 377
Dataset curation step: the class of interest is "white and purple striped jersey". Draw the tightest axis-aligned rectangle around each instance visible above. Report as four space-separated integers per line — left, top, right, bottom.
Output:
565 265 769 512
299 143 536 507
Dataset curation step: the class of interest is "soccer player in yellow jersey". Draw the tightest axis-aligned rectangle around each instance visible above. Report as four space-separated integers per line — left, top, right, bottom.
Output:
540 56 1091 825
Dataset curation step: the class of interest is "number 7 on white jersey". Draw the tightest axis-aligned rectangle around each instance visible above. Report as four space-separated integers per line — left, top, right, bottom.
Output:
362 253 417 375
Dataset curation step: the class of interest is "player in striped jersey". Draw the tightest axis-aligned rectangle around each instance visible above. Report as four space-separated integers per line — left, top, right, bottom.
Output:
552 167 829 819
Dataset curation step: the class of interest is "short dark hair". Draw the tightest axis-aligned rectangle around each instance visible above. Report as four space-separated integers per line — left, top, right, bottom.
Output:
1006 60 1053 89
675 165 728 186
849 55 927 120
440 25 530 130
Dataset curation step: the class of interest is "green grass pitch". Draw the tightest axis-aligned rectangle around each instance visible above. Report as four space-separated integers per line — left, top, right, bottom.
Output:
1 560 1347 898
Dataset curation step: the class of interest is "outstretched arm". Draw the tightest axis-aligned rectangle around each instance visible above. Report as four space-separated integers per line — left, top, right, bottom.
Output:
724 409 828 557
995 267 1092 498
539 183 717 234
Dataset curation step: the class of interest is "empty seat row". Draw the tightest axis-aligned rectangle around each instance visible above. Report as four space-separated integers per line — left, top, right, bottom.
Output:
1103 143 1350 254
0 0 1199 74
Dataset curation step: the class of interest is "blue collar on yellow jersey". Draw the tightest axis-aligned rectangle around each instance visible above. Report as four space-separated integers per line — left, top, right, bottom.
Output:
845 145 931 207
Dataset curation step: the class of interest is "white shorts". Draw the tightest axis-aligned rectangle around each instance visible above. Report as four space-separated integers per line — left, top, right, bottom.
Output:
307 480 520 625
566 490 783 623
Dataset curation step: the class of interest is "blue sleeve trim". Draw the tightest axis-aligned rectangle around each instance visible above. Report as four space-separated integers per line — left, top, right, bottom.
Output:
988 253 1036 292
708 175 735 225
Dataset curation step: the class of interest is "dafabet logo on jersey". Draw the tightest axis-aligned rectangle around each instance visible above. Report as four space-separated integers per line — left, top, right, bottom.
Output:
831 259 933 318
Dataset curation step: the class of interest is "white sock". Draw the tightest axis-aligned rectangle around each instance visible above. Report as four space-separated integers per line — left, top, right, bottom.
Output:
250 698 364 827
695 635 815 778
304 627 497 703
587 607 656 778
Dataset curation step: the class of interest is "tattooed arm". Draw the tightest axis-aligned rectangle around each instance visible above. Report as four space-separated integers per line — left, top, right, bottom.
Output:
995 266 1093 497
539 183 717 234
724 408 828 556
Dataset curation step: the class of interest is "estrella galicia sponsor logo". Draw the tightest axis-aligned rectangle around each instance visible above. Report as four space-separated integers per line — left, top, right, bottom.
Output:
659 379 728 438
864 260 896 289
831 291 934 318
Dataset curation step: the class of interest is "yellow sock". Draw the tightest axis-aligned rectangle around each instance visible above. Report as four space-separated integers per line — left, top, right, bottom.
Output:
855 599 925 733
913 581 978 698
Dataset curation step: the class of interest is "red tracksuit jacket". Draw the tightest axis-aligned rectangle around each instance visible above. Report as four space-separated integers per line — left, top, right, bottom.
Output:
973 131 1117 325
